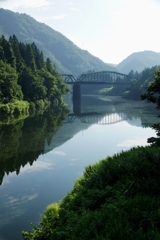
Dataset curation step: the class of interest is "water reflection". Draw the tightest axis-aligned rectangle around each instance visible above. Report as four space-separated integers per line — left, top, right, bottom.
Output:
65 112 126 124
67 94 158 127
0 95 158 186
0 95 158 240
0 106 69 185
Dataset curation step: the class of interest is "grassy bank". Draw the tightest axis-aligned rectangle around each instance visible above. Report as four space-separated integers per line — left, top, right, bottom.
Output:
22 146 160 240
0 97 64 116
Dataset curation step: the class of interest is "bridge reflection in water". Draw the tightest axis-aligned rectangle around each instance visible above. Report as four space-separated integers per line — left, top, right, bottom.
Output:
65 112 127 125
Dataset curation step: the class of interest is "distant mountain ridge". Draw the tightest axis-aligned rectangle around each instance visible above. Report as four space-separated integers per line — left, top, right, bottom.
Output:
117 50 160 74
0 8 116 77
0 8 160 76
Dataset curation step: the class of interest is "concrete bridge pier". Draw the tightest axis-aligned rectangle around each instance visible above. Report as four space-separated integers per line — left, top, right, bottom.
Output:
72 83 81 115
73 83 81 101
73 98 81 115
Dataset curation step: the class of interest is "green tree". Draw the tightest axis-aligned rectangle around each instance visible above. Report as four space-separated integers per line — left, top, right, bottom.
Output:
9 34 25 73
141 68 160 145
0 46 5 61
0 35 69 112
0 35 16 68
25 44 36 71
0 60 23 102
31 42 44 69
46 58 52 73
18 68 47 102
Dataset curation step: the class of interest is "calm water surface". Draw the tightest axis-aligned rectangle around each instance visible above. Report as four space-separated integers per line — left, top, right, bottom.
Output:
0 95 158 240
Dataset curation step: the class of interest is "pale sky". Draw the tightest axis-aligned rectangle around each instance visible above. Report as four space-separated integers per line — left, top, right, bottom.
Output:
0 0 160 64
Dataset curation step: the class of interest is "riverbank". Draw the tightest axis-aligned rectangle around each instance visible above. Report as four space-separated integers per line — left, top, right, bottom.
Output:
22 145 160 240
0 97 67 118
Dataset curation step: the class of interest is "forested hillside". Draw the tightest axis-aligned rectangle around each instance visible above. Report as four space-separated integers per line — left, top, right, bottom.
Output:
0 8 116 77
122 66 159 100
0 35 69 114
117 51 160 74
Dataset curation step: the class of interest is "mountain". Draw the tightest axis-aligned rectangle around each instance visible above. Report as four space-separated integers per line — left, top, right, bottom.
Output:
0 8 116 77
117 50 160 74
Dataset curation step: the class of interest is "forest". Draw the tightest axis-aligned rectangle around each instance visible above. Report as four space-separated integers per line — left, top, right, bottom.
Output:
122 66 158 100
0 35 70 115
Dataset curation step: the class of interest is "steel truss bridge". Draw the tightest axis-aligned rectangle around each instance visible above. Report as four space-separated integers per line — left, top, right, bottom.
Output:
62 71 129 84
64 112 127 125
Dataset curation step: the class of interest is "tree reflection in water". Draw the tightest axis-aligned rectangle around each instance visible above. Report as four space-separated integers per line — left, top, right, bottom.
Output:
0 106 69 185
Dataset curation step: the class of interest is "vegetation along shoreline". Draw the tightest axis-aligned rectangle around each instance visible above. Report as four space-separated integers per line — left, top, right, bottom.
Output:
0 35 70 116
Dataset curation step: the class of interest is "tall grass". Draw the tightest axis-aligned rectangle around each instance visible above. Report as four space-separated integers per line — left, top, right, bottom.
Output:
22 146 160 240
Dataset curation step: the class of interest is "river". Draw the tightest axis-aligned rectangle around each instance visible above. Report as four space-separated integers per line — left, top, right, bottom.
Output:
0 94 158 240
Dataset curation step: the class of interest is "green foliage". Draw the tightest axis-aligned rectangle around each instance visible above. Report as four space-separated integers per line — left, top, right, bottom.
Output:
0 35 16 67
123 66 157 100
0 60 23 103
141 69 160 146
0 100 30 115
123 78 141 99
141 69 160 107
22 146 160 240
0 35 70 114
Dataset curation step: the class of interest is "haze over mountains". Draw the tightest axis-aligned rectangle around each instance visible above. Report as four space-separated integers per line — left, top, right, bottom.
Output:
0 8 160 76
117 51 160 74
0 8 115 77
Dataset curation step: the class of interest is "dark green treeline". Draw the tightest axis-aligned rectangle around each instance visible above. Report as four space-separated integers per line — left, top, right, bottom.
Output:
0 35 70 114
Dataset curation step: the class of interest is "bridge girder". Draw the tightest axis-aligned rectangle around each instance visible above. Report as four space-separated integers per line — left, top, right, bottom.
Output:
77 71 129 83
62 71 129 84
61 74 76 83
